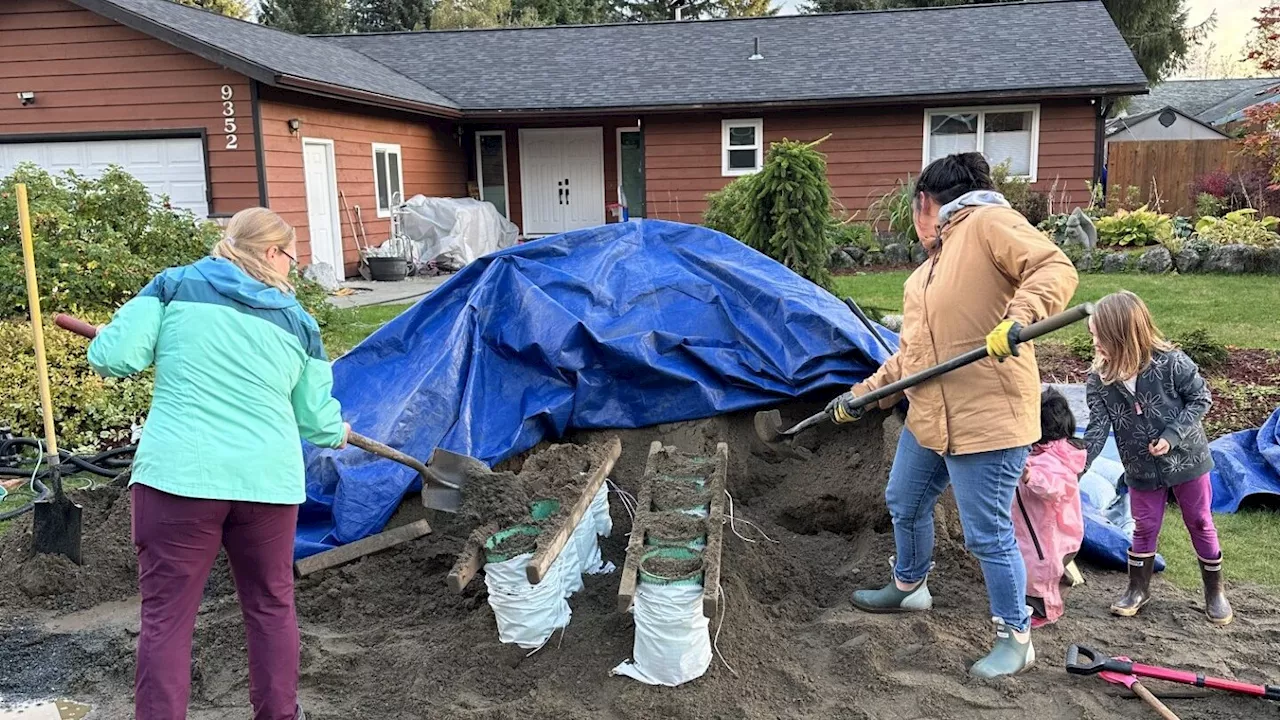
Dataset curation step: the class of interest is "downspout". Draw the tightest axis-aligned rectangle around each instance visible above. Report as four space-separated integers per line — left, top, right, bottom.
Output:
251 79 269 207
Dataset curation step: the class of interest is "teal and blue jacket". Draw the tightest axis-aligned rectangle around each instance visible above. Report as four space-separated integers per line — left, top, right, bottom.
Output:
88 257 345 505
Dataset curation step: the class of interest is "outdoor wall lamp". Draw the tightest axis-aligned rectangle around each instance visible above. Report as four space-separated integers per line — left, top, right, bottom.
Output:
287 118 301 135
17 92 35 106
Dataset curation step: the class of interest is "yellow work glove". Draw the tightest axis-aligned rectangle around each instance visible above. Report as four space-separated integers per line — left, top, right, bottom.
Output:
985 319 1023 361
825 390 864 424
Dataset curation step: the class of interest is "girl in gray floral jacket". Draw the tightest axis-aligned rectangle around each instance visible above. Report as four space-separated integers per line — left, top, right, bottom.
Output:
1083 291 1231 625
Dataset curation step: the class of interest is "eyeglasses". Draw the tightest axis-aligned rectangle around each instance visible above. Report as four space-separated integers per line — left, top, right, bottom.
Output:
280 246 297 268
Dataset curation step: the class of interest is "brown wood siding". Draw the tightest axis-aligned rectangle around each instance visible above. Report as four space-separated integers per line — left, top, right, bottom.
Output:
465 119 636 235
258 90 466 270
0 0 260 217
643 100 1098 224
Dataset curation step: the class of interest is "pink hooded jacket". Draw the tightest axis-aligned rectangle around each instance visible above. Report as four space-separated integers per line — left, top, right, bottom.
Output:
1014 439 1086 625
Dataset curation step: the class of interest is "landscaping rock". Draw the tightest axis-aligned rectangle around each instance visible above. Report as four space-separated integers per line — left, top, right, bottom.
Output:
843 246 867 266
1101 253 1130 274
1246 246 1280 274
1072 250 1095 273
910 243 927 265
1063 208 1097 250
303 262 341 292
830 249 856 271
882 243 911 266
1137 247 1172 274
880 314 904 332
1203 245 1250 274
1174 248 1202 274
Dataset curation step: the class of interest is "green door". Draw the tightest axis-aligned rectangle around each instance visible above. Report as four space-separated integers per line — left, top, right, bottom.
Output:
619 129 645 218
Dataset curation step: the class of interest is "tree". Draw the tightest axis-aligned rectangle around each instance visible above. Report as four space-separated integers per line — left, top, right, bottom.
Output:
510 0 615 25
430 0 540 29
1180 41 1260 80
798 0 1212 85
714 0 777 18
258 0 351 34
349 0 432 31
173 0 251 18
1241 5 1280 186
614 0 716 22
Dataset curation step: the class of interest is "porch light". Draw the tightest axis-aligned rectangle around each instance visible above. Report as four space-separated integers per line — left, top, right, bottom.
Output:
287 118 302 135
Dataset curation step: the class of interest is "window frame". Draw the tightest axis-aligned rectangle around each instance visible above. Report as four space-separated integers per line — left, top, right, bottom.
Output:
371 142 404 218
921 104 1041 183
474 130 510 220
721 118 764 177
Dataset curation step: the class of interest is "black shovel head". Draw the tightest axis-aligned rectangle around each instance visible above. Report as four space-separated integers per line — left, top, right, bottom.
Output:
32 471 84 565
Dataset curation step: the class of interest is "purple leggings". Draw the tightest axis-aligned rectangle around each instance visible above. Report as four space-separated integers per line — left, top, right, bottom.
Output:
1129 473 1222 559
132 483 299 720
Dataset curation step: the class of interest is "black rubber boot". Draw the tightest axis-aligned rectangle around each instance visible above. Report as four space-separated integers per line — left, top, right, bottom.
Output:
1111 551 1155 617
1199 554 1234 626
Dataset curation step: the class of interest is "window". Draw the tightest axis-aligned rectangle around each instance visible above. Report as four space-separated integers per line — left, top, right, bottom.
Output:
372 142 403 217
923 105 1040 180
722 119 763 176
617 128 646 218
475 131 509 219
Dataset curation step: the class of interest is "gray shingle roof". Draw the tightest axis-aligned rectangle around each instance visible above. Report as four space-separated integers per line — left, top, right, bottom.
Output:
77 0 1143 115
1127 77 1280 124
76 0 460 109
324 0 1146 112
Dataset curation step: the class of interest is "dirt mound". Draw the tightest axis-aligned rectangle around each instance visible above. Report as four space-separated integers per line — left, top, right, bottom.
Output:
2 405 1278 720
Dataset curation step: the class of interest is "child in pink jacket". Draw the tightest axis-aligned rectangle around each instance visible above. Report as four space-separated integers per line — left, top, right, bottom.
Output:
1016 389 1087 628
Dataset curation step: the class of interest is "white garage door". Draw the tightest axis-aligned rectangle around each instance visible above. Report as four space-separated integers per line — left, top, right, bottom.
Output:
0 136 209 218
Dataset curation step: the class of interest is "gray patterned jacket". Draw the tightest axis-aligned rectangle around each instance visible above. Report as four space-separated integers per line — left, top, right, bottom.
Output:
1083 349 1213 491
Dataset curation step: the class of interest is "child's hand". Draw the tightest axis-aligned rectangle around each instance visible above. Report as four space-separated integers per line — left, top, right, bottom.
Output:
1149 438 1170 457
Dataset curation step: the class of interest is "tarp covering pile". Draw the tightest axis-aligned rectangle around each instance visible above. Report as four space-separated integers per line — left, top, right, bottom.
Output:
1209 407 1280 513
297 220 897 559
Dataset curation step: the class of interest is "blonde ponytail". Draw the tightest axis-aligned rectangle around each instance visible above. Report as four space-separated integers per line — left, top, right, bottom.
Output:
210 207 296 293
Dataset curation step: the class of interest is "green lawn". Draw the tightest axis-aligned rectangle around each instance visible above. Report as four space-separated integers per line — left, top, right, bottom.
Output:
1159 507 1280 590
832 273 1280 349
323 303 412 358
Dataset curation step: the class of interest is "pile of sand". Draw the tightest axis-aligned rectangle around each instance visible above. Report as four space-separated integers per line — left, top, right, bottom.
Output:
1 403 1277 719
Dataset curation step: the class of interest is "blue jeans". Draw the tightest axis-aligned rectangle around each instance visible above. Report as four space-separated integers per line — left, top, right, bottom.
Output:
887 427 1031 632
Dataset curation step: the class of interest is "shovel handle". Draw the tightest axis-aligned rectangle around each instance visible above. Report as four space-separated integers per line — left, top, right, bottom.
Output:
56 314 98 339
347 432 459 491
1131 682 1183 720
850 303 1093 411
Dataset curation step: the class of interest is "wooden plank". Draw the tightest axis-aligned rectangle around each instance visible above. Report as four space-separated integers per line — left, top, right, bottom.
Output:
702 442 729 619
617 441 662 613
526 436 623 584
448 540 484 592
293 519 431 578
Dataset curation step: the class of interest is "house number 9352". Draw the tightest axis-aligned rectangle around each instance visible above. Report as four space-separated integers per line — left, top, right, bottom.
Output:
220 85 238 150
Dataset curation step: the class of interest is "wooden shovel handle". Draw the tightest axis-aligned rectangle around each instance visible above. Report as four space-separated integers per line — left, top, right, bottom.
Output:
55 314 99 339
1132 681 1182 720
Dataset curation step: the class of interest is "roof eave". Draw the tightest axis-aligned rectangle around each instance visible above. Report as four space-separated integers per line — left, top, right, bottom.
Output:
276 76 462 119
459 83 1150 121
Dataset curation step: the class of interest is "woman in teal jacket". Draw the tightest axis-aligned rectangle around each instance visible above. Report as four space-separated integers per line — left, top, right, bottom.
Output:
88 207 348 720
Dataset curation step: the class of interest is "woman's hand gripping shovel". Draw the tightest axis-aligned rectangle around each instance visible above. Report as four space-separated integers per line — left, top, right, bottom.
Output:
52 315 470 514
754 303 1095 458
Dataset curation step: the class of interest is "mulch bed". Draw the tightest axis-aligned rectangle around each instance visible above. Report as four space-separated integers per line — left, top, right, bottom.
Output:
1037 343 1280 438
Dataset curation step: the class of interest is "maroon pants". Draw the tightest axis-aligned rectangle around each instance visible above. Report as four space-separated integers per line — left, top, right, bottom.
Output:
132 483 299 720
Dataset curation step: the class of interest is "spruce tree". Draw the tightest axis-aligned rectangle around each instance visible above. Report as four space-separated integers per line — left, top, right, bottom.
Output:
738 137 836 290
349 0 433 32
173 0 251 18
259 0 351 34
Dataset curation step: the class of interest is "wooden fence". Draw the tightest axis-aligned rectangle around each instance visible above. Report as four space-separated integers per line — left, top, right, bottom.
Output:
1107 139 1248 216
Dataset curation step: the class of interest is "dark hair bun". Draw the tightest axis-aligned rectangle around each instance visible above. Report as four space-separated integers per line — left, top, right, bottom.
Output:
914 152 997 207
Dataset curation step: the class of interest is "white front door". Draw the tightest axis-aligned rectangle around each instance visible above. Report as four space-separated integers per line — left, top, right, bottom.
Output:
518 128 605 236
301 138 342 272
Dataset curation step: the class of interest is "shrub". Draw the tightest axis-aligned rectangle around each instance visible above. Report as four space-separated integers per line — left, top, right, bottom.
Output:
1094 205 1173 247
1172 328 1228 369
991 161 1049 226
703 175 754 240
736 137 837 289
0 314 151 450
1038 213 1071 244
1191 167 1280 216
827 218 875 250
0 163 219 318
1105 185 1143 214
1194 209 1280 247
1196 192 1226 219
869 178 918 244
1066 333 1095 362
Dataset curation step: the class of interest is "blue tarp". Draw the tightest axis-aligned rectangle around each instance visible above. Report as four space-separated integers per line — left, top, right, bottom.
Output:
297 220 897 559
1210 407 1280 513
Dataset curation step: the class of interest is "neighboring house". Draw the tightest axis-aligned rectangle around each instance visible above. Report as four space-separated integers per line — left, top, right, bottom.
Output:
1106 107 1229 144
1122 77 1280 131
1 0 1146 276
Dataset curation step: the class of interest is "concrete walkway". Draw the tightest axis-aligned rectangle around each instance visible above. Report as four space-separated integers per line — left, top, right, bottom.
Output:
326 274 453 309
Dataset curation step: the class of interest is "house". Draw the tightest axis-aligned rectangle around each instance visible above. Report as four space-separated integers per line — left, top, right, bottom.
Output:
1120 77 1280 133
1 0 1146 276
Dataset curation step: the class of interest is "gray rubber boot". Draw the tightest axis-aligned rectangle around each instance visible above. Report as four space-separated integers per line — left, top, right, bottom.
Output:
969 617 1035 679
851 579 933 614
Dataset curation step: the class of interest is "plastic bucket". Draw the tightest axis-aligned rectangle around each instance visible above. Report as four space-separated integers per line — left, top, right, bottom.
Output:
484 525 540 563
529 498 561 521
638 547 704 586
644 512 708 551
651 477 711 516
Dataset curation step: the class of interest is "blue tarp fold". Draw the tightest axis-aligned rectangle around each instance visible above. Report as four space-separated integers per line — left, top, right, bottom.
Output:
298 221 896 559
1210 407 1280 513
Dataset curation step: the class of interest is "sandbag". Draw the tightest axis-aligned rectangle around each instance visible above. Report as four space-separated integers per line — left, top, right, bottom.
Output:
484 551 571 649
611 580 711 687
591 484 612 538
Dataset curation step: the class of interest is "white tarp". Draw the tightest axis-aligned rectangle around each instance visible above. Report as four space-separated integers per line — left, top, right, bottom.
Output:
398 195 518 270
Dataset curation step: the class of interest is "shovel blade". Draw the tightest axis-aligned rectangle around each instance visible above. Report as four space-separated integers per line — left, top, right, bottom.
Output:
421 447 488 514
32 495 84 565
753 409 784 445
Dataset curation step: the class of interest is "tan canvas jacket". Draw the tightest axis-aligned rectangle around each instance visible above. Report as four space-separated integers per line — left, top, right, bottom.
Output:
853 205 1078 455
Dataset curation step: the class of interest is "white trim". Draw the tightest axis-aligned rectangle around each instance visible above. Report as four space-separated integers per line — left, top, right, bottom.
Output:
921 104 1041 183
517 127 605 237
300 137 342 270
721 118 763 177
474 130 510 220
371 141 404 218
617 126 643 217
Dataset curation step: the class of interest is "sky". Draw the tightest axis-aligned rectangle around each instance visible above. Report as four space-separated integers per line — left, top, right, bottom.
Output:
1182 0 1268 77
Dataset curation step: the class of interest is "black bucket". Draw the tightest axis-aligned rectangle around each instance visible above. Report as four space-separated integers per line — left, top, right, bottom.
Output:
367 256 408 282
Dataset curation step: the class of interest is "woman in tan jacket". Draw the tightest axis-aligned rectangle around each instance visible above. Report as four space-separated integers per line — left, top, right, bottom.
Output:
827 152 1077 678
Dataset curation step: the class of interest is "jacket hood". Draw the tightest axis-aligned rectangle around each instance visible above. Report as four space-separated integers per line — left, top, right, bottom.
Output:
193 257 297 311
1034 438 1087 474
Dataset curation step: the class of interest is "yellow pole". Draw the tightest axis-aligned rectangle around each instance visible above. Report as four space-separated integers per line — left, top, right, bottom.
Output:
16 183 59 458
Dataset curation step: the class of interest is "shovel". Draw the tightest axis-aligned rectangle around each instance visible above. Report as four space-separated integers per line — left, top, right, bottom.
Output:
1099 657 1182 720
51 315 467 514
1067 644 1280 702
755 303 1094 452
16 184 83 564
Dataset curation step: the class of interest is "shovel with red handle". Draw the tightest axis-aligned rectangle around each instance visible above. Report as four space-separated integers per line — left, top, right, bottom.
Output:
1067 644 1280 702
1099 657 1182 720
